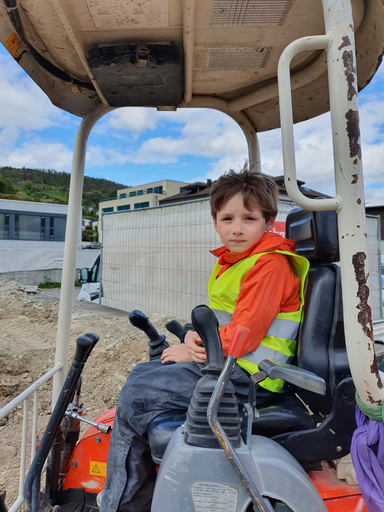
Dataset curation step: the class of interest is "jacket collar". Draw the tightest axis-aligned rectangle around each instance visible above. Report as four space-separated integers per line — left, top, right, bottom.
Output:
210 232 297 277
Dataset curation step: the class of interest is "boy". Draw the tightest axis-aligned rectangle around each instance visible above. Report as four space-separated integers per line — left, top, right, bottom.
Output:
100 168 308 512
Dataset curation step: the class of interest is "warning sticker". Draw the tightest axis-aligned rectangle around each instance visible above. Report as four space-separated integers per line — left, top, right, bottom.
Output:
5 32 22 59
90 461 107 477
191 482 237 512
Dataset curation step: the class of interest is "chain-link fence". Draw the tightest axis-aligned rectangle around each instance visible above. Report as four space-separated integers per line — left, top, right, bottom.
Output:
101 200 382 321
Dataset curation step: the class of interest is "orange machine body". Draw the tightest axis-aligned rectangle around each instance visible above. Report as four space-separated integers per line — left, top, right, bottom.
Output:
63 408 115 494
63 408 367 511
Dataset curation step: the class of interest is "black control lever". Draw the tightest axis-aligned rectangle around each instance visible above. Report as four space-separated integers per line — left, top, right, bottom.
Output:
129 310 169 360
165 319 184 340
0 490 7 512
24 334 97 512
165 320 194 343
191 305 224 374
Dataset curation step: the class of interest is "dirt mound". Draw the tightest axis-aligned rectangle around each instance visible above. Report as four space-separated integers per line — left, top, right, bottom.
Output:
0 279 185 506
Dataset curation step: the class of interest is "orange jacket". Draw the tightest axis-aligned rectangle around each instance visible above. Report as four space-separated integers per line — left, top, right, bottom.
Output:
210 232 300 358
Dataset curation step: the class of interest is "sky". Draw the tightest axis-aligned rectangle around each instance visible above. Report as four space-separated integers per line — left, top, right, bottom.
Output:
0 44 383 204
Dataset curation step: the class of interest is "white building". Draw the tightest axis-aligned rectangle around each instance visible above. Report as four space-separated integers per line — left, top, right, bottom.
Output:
0 199 94 283
98 179 188 222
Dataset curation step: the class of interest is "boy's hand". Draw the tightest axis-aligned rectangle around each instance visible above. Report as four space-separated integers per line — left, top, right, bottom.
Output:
161 344 192 363
185 331 207 364
160 332 207 364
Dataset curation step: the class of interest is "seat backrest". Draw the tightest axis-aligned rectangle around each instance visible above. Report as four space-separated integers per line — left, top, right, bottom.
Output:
286 209 350 415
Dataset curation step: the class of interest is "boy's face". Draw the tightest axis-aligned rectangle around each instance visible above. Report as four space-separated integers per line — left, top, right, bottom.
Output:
213 192 275 253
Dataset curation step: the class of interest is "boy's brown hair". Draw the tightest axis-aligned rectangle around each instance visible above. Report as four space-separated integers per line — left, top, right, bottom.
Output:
210 166 279 222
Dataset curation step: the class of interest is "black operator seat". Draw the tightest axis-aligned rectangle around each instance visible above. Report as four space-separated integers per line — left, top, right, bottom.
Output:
253 208 355 463
148 209 355 464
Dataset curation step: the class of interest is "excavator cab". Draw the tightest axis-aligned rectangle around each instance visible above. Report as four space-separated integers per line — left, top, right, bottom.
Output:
1 0 384 510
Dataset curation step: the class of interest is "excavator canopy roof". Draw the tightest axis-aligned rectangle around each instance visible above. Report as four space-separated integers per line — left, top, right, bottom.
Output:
0 0 383 131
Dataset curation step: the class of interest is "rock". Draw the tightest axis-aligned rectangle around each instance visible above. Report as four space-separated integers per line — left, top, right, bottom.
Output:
0 444 17 467
150 313 165 324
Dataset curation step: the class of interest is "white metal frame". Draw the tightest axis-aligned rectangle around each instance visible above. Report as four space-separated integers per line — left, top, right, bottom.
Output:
0 363 62 511
278 0 384 406
51 104 110 405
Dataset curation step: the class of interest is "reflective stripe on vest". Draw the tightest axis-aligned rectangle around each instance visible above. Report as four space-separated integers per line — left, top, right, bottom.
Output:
211 309 233 329
240 344 290 366
212 309 300 340
208 249 309 393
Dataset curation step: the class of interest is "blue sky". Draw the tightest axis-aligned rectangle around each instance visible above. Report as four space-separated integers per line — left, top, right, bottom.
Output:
0 43 383 203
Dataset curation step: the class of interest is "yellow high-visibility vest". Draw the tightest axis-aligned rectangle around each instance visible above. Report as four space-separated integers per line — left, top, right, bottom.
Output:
208 250 309 392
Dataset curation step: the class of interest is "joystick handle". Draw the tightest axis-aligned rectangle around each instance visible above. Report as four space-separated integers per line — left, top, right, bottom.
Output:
191 305 224 374
129 310 164 343
72 335 95 368
165 319 184 339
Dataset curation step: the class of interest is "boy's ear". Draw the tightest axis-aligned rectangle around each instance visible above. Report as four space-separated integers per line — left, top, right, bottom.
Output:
212 217 218 233
265 216 276 232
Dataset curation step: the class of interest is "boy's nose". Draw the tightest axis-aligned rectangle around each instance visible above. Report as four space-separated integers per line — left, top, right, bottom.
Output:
232 222 244 234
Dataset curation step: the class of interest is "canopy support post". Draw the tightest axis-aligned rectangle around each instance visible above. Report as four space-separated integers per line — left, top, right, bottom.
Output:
52 104 110 407
322 0 383 406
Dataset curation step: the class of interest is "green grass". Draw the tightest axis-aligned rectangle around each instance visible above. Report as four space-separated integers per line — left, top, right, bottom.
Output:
38 278 82 289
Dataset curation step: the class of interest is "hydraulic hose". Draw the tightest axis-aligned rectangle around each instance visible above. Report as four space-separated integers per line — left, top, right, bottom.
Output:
2 0 95 91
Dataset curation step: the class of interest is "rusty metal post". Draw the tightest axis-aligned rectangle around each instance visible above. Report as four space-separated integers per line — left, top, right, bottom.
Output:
278 0 384 407
322 0 384 406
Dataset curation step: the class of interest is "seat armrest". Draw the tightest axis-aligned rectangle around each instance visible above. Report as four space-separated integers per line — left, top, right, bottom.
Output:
258 360 326 395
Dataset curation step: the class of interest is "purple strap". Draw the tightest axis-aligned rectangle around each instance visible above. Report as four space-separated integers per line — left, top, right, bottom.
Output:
350 407 384 512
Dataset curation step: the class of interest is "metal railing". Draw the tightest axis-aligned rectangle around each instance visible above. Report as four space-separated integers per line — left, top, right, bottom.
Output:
0 363 63 512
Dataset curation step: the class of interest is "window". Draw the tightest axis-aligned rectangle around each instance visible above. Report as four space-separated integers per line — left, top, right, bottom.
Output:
117 204 130 211
41 216 46 239
0 213 9 239
53 217 66 240
180 187 185 192
49 217 66 240
134 202 149 209
154 186 163 194
147 188 153 194
19 215 42 240
129 191 137 197
137 189 144 195
119 193 127 199
90 256 100 282
102 207 114 213
0 211 66 241
14 214 19 239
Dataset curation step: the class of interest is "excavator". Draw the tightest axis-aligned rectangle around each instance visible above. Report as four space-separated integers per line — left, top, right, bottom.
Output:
0 0 384 511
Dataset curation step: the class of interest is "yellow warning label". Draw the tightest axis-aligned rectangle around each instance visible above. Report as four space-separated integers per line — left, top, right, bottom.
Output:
90 461 107 477
5 32 22 59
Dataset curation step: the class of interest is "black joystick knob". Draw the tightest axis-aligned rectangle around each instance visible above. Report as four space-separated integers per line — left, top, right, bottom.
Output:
192 305 224 374
129 310 169 360
72 336 94 368
165 320 184 340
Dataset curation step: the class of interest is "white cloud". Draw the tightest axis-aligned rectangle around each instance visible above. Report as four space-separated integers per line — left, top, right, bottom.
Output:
0 54 65 132
0 140 73 171
107 108 158 137
0 53 75 171
131 109 247 164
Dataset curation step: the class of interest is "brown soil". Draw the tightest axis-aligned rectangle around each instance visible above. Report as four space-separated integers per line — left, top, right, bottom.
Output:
0 279 185 507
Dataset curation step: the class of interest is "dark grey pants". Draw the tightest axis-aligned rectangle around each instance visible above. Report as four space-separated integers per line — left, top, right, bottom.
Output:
99 359 269 512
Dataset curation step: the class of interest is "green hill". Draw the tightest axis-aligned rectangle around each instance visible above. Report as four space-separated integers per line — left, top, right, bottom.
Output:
0 167 127 213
